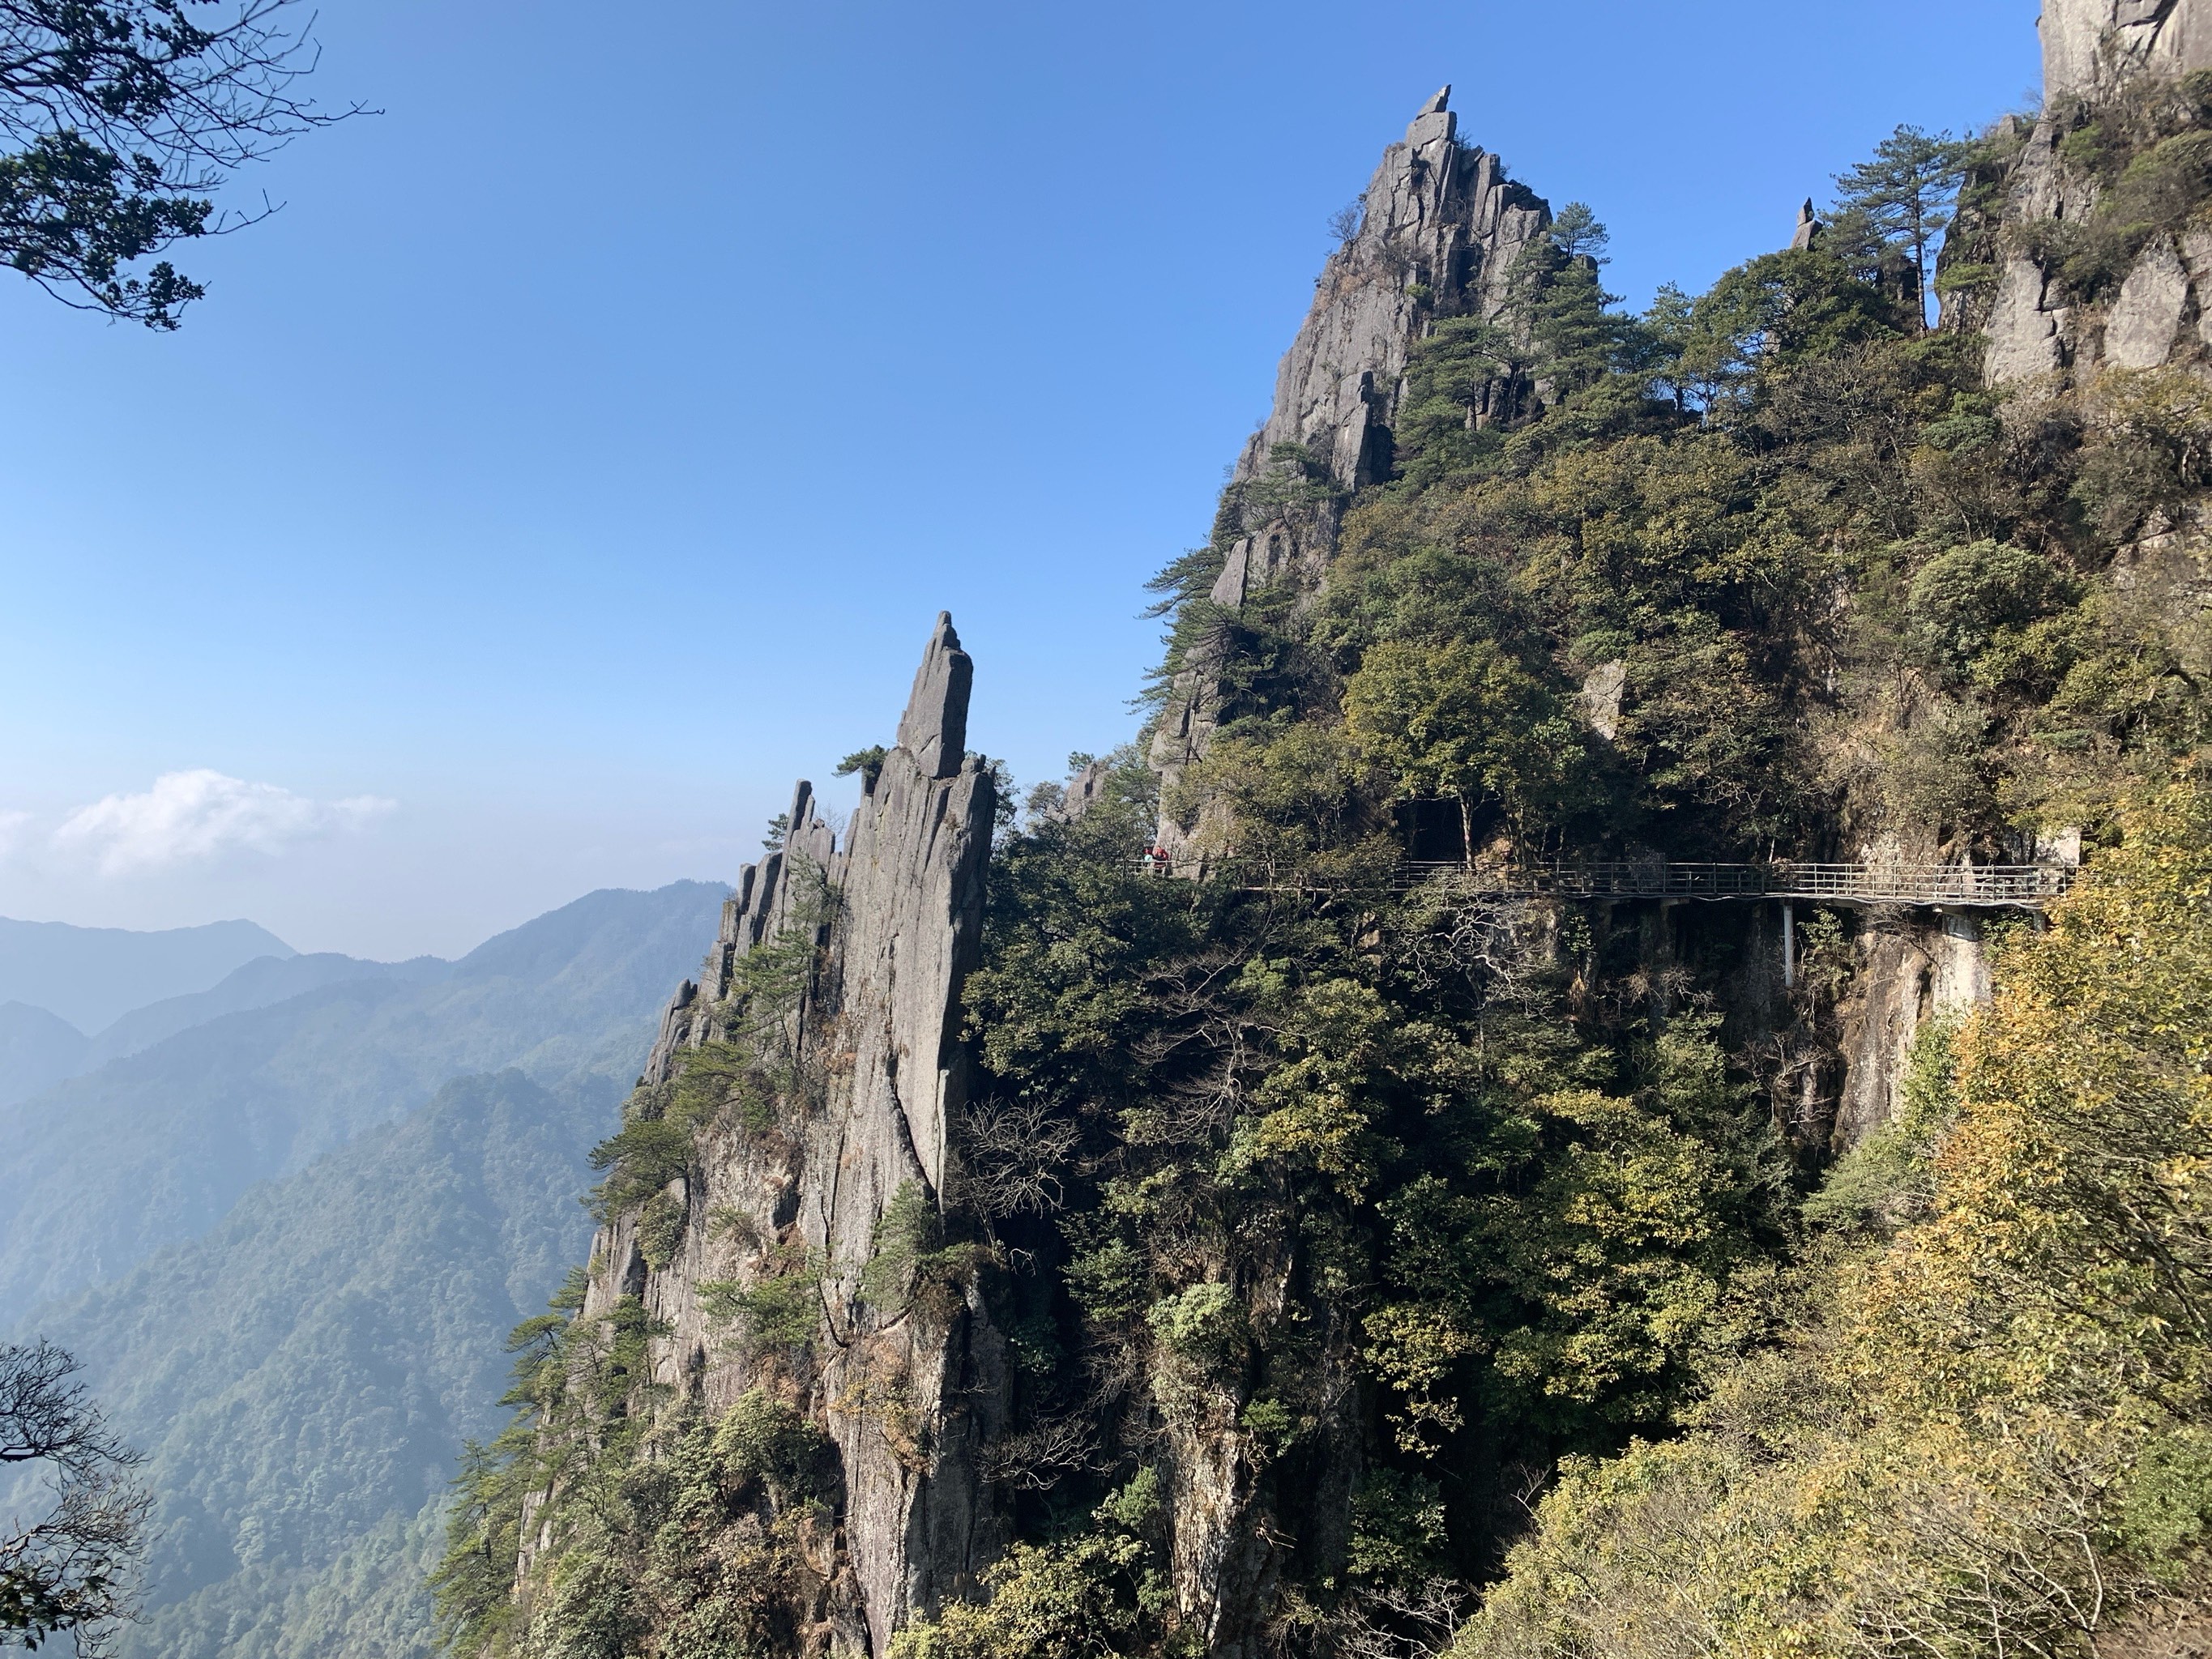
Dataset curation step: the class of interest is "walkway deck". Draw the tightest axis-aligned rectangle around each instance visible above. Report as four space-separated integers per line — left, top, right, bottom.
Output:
1149 858 2073 907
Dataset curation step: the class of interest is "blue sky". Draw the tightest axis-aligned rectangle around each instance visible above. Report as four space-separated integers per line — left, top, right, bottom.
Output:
0 0 2042 962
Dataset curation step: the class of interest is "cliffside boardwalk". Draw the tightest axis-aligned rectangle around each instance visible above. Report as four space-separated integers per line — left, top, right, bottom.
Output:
1155 857 2075 906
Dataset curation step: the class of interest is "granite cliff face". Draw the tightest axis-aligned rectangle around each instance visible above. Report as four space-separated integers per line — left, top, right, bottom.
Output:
468 26 2205 1656
1946 0 2212 383
2040 0 2212 100
1860 0 2212 1142
519 616 1001 1654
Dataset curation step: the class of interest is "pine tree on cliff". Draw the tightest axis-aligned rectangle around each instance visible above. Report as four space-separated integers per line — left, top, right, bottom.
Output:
1827 123 1972 326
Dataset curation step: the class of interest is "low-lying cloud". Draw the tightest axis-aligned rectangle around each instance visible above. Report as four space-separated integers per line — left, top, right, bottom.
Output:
53 770 397 876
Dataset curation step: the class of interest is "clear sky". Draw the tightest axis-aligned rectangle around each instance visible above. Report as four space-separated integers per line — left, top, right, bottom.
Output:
0 0 2043 963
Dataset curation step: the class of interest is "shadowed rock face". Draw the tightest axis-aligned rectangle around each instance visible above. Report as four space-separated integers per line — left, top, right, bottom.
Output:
574 615 1001 1653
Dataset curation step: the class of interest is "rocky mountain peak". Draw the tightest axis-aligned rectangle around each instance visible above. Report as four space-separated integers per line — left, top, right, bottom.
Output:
896 610 974 780
1150 92 1555 854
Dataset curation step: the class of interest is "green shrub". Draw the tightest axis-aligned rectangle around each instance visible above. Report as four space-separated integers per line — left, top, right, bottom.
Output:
1063 1237 1148 1324
638 1190 686 1270
700 1248 821 1356
2073 365 2212 537
886 1479 1167 1659
711 1388 836 1509
857 1180 985 1326
1146 1282 1245 1365
1348 1468 1448 1584
1904 539 2065 676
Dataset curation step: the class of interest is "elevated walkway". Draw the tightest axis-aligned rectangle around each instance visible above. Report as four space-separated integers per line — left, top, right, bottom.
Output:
1146 858 2073 908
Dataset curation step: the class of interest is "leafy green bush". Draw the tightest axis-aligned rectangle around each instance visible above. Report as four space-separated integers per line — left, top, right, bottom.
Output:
1905 540 2064 674
1145 1282 1245 1365
886 1476 1168 1659
1451 783 2212 1659
637 1190 686 1270
1348 1469 1448 1584
524 1397 834 1659
856 1179 987 1327
2073 365 2212 537
699 1247 822 1357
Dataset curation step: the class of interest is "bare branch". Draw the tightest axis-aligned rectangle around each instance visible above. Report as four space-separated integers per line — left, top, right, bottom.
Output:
956 1098 1082 1221
0 1341 148 1653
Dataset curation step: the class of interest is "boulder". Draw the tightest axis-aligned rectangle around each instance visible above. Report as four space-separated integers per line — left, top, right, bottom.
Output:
2105 235 2190 366
1984 256 2065 383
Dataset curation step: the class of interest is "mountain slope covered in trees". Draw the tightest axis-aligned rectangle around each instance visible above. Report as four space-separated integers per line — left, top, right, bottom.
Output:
433 37 2212 1659
0 882 726 1312
23 1070 609 1659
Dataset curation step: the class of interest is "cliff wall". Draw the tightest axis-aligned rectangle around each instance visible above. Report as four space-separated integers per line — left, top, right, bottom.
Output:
523 616 1001 1654
1949 0 2212 383
2041 0 2212 100
468 21 2193 1656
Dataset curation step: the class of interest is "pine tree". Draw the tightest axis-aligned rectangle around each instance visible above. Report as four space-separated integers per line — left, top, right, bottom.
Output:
1830 125 1972 327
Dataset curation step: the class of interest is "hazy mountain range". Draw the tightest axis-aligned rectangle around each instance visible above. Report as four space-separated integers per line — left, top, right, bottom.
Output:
2 881 726 1659
0 913 295 1032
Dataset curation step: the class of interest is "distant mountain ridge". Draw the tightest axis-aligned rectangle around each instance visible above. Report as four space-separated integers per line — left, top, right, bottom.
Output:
83 949 452 1069
0 914 295 1030
0 999 95 1104
0 951 455 1110
2 880 730 1659
0 881 727 1313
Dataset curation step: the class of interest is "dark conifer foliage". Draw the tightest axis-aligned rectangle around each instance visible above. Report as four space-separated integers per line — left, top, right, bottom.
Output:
0 0 356 324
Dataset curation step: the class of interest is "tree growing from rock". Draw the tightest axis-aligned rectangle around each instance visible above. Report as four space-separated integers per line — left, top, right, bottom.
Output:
1829 124 1973 326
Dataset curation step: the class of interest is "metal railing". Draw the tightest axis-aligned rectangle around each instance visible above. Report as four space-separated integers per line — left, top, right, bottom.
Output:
1139 856 2073 907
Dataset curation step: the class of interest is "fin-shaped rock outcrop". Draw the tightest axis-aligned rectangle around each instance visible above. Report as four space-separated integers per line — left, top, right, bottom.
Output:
553 613 1001 1653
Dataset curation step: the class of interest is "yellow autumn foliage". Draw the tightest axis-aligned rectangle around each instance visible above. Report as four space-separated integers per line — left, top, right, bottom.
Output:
1454 776 2212 1659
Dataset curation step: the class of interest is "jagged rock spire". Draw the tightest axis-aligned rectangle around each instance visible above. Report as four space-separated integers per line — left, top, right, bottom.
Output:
896 611 973 779
1790 198 1821 250
1150 86 1554 856
596 611 1001 1653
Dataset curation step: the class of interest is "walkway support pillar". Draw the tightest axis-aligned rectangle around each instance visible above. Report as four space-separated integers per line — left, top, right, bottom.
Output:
1783 901 1796 990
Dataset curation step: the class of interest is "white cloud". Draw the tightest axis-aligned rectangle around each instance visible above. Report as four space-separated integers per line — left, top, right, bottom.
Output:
53 770 397 876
